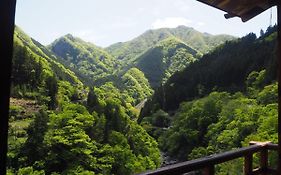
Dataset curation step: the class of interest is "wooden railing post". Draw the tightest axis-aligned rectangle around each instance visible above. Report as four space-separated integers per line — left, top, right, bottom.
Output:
203 165 215 175
244 153 253 175
139 142 278 175
260 149 268 175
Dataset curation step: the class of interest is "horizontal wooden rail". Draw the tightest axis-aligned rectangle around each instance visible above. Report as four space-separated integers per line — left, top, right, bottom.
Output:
138 142 278 175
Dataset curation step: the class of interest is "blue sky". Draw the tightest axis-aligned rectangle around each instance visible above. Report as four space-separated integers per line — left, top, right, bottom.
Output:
15 0 277 47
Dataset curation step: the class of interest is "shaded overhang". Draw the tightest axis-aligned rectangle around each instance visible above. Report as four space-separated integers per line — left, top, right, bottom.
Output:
197 0 277 22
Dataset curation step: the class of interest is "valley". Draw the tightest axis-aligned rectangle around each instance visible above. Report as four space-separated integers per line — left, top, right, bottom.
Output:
7 25 278 175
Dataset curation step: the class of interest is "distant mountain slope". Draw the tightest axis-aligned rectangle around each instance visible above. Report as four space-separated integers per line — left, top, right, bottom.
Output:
12 27 85 110
49 34 119 85
141 28 277 115
106 25 235 65
134 37 201 88
14 27 82 86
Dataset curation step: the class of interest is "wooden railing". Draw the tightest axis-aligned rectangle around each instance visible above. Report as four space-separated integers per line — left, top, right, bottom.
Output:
138 142 279 175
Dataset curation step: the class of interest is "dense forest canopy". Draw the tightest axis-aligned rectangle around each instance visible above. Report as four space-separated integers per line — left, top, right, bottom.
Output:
8 25 278 175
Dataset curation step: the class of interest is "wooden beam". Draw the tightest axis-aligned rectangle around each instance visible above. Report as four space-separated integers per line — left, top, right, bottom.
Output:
277 2 281 175
0 0 17 174
260 149 268 175
244 153 253 175
203 165 215 175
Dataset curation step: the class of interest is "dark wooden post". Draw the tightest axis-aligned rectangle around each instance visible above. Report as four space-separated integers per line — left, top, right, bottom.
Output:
260 149 268 175
203 165 215 175
0 0 17 174
244 153 253 175
278 1 281 175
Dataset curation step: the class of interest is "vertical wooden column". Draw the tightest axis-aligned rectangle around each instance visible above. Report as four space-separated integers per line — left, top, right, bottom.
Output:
0 0 17 174
244 154 253 175
260 149 268 175
278 2 281 175
203 165 215 175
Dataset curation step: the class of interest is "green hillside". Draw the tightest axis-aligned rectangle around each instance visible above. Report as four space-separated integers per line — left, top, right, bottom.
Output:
135 37 201 87
12 27 84 108
49 34 119 85
120 68 153 106
8 24 277 175
141 29 276 114
8 28 161 175
138 26 278 173
48 26 233 89
14 27 82 86
106 25 234 66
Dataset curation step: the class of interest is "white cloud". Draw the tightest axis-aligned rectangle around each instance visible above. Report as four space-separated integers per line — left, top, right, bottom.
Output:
137 7 145 13
196 22 205 26
152 17 192 29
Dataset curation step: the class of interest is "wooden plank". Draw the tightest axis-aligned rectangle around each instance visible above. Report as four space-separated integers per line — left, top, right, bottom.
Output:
0 0 17 174
197 0 276 22
266 143 278 150
277 1 281 174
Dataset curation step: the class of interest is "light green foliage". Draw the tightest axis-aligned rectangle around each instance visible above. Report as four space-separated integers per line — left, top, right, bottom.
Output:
11 26 83 110
257 83 277 105
10 24 278 175
106 25 234 66
121 68 153 105
17 166 45 175
88 82 139 119
9 105 24 119
57 81 84 105
49 34 119 84
43 104 99 174
14 27 82 86
158 92 230 160
149 68 277 174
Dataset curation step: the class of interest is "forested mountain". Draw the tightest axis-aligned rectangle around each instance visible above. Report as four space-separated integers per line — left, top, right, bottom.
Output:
8 27 161 175
135 37 201 87
49 34 119 85
12 27 83 108
8 24 278 175
141 27 277 114
13 27 82 86
48 27 219 89
120 68 153 106
138 26 278 173
106 25 234 66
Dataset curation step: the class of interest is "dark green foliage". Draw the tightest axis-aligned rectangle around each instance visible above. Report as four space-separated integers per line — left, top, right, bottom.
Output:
20 111 49 167
45 76 58 109
135 37 199 87
143 30 277 114
138 27 278 173
11 44 43 95
86 87 100 113
9 24 279 175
